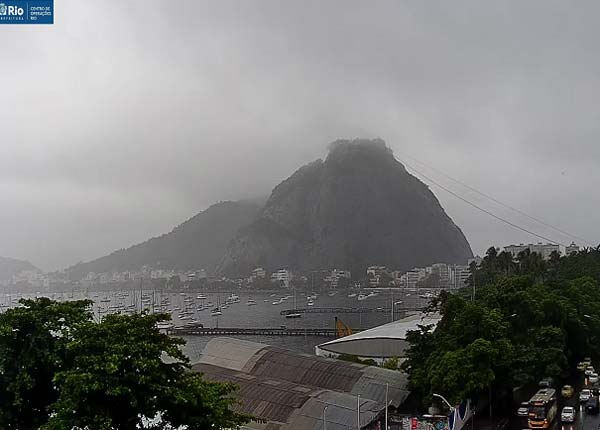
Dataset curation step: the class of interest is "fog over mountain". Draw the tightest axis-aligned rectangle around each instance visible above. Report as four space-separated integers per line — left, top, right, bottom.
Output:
0 257 39 281
2 1 600 270
219 139 472 277
66 139 471 279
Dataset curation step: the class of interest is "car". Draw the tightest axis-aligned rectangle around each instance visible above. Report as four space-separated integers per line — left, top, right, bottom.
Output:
562 385 575 398
562 406 576 423
517 401 529 417
578 362 588 371
586 366 595 376
584 357 593 366
539 377 554 388
590 373 599 384
580 389 592 402
587 397 599 415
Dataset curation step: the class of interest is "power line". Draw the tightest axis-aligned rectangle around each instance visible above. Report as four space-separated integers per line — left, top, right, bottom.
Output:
398 158 567 247
398 153 592 246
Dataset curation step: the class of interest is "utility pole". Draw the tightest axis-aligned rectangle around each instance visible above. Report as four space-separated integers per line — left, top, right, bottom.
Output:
385 383 389 430
357 394 361 430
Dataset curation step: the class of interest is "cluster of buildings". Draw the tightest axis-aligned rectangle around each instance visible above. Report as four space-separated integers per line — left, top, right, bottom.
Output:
0 269 53 288
248 267 351 289
78 267 208 287
504 242 579 259
366 262 474 290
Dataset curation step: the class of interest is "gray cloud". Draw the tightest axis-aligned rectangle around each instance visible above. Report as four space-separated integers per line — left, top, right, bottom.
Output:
1 0 599 270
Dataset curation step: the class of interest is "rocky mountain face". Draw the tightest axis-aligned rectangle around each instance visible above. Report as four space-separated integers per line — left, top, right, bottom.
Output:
218 139 473 277
0 256 39 281
66 200 262 280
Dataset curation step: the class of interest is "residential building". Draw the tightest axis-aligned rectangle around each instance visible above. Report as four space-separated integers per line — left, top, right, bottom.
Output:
504 243 560 260
250 267 266 281
566 242 580 255
271 268 292 288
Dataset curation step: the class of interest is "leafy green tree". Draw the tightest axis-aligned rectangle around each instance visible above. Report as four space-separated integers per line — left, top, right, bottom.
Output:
44 311 248 430
0 298 248 430
0 298 92 430
402 246 600 411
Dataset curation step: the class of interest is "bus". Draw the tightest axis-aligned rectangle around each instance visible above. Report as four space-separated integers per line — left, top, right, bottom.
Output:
528 388 557 428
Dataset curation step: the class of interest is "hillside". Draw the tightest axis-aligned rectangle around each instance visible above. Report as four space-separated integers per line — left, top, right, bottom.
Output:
0 257 40 281
66 200 262 280
218 139 473 277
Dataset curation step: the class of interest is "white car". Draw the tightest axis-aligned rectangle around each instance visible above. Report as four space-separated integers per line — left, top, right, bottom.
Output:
580 389 592 402
586 366 595 376
590 373 599 384
561 406 576 423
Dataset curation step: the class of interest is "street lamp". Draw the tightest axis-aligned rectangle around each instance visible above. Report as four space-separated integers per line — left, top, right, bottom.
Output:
432 393 455 412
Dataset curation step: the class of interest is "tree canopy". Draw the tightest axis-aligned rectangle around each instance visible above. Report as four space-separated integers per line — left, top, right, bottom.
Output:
0 298 248 430
402 246 600 408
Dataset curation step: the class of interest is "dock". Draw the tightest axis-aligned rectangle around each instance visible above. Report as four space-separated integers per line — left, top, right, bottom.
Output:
167 326 358 337
279 307 419 316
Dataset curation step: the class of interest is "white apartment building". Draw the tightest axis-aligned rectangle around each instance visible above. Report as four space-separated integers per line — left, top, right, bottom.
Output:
504 243 560 260
250 267 266 280
566 242 580 255
271 269 292 288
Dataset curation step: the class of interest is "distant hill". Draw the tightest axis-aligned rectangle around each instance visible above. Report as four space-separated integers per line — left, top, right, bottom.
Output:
65 200 262 280
217 138 473 277
0 257 39 281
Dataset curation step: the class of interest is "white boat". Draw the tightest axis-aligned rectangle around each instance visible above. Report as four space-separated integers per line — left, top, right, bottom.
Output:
211 307 222 316
307 300 314 307
367 291 378 298
247 298 257 306
348 293 357 298
197 294 207 300
328 291 336 297
156 322 173 330
357 294 367 301
285 312 302 319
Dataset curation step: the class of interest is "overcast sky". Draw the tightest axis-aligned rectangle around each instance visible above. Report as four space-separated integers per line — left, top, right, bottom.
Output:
1 1 599 270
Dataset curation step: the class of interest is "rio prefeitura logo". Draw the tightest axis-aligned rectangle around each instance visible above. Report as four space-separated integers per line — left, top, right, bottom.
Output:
0 4 7 15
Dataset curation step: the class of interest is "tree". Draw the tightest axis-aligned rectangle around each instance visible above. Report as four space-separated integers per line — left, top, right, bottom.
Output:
0 298 92 430
0 298 248 430
44 311 248 430
402 247 600 411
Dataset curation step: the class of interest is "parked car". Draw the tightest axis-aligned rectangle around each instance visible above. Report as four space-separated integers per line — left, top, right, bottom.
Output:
517 401 529 417
584 357 593 366
586 366 595 376
562 385 575 398
580 389 592 402
587 396 599 415
562 406 576 423
591 373 599 384
539 377 555 388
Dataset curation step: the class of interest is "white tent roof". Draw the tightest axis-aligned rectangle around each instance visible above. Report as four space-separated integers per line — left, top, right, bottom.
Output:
317 312 440 358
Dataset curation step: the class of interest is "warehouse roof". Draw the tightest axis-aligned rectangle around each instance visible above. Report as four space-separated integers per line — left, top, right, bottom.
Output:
193 338 411 429
317 312 441 358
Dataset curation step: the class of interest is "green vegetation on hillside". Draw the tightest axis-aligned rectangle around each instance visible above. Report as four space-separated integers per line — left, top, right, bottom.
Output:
402 247 600 408
0 298 248 430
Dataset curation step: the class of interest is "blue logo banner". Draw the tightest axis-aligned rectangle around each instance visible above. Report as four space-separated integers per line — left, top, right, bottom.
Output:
0 0 53 24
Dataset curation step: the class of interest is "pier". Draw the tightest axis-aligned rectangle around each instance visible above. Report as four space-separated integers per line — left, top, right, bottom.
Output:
167 326 359 337
279 307 419 316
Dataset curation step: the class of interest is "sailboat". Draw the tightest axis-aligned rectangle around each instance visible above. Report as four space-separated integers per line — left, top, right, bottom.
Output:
285 287 302 319
211 297 222 316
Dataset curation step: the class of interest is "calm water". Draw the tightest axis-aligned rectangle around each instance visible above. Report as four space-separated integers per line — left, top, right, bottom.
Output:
0 289 429 362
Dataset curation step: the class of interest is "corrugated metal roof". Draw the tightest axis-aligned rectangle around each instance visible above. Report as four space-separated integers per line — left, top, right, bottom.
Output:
318 312 441 358
195 338 411 429
199 337 269 371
